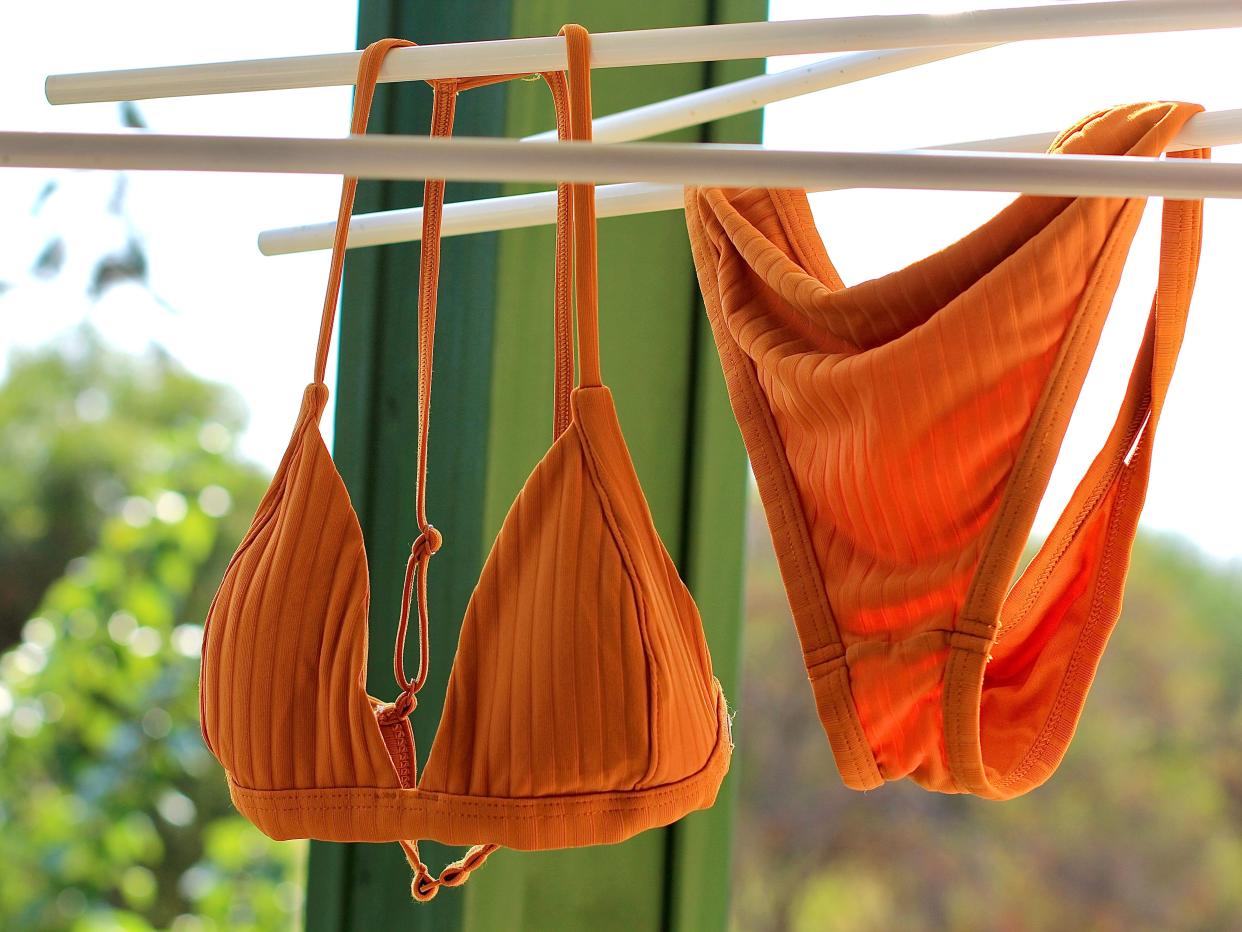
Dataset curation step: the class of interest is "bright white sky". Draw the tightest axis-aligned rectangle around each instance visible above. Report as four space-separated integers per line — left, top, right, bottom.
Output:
2 1 1241 560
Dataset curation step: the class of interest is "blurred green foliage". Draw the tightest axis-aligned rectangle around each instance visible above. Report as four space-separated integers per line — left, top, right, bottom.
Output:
0 335 304 930
732 500 1242 931
0 326 218 651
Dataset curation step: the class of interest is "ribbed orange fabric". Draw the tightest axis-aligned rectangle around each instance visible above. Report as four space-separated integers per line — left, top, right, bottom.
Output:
685 102 1206 799
199 24 730 901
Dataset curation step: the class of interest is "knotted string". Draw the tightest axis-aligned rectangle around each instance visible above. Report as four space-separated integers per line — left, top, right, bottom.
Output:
385 66 580 720
399 840 500 902
325 24 595 901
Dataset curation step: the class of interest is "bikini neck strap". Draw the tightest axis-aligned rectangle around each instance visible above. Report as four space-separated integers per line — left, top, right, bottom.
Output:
305 25 598 905
311 41 588 426
310 26 598 707
560 22 602 392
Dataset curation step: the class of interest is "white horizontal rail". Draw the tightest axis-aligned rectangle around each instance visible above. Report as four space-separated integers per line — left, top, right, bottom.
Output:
45 0 1242 104
4 130 1242 200
255 43 990 255
259 107 1242 254
525 45 992 143
934 106 1242 153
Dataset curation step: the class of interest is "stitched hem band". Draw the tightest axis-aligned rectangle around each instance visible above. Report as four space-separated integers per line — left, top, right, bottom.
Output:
227 689 732 851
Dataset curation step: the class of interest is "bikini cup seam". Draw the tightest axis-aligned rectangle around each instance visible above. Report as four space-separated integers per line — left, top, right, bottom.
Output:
570 392 663 789
211 409 317 583
234 754 726 813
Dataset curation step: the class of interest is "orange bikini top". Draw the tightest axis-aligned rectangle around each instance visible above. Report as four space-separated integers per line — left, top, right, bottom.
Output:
200 24 731 901
686 101 1206 799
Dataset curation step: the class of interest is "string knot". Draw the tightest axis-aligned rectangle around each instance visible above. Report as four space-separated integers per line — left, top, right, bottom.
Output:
410 867 438 902
411 525 442 560
378 688 418 723
399 842 499 902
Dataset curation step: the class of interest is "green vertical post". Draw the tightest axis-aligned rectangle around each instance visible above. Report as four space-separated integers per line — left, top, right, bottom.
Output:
304 3 511 930
306 2 765 930
466 2 765 930
665 7 766 929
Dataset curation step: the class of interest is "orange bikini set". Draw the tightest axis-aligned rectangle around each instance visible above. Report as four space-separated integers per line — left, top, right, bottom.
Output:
199 21 1208 899
686 102 1206 798
199 25 730 900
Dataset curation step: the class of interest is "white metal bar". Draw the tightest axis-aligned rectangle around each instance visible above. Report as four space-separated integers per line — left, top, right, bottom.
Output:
45 0 1242 104
524 45 992 143
935 106 1242 153
259 107 1242 254
262 183 691 254
252 44 988 255
4 130 1242 200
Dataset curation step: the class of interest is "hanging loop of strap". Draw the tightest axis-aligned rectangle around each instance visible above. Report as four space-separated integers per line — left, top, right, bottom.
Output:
399 841 500 902
389 79 461 710
316 25 596 902
388 23 600 716
311 29 599 725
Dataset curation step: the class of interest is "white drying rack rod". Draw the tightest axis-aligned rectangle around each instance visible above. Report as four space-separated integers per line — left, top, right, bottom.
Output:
257 43 991 253
259 107 1242 255
5 130 1242 200
522 45 992 145
43 0 1242 103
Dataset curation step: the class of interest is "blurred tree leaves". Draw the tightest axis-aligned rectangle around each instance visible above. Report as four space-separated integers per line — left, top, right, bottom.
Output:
732 507 1242 932
22 102 165 311
0 334 255 652
119 102 147 130
86 238 148 301
0 96 302 930
0 336 302 930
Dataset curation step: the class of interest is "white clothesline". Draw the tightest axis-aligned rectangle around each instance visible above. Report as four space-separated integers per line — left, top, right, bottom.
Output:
4 130 1240 199
43 0 1242 104
258 108 1242 255
249 40 1006 252
523 45 992 144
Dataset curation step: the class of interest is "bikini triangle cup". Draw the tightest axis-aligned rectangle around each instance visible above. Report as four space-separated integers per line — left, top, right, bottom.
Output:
685 101 1208 799
199 24 732 901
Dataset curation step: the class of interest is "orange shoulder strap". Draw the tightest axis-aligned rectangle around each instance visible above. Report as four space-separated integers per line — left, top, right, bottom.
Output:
306 23 599 899
307 33 593 721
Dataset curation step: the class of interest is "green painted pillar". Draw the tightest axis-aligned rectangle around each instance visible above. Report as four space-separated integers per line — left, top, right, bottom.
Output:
306 2 764 930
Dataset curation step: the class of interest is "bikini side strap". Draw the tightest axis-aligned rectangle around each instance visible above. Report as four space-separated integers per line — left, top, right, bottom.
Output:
313 38 416 391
